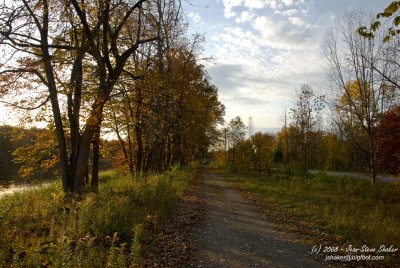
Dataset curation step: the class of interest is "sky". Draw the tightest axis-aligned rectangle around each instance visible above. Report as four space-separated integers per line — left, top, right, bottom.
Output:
183 0 390 133
0 0 391 132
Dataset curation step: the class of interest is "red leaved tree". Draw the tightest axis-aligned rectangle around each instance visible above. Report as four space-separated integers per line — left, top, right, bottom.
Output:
377 106 400 175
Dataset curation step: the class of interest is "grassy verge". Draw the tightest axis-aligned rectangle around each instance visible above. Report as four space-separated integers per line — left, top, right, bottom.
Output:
222 170 400 248
0 164 197 267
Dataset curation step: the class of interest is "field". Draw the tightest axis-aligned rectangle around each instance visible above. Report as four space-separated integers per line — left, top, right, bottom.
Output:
0 165 196 267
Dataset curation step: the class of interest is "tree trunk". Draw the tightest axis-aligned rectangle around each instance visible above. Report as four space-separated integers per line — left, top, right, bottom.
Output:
40 21 70 192
74 101 105 193
369 154 377 184
135 123 143 174
68 48 85 192
74 132 92 193
91 124 100 193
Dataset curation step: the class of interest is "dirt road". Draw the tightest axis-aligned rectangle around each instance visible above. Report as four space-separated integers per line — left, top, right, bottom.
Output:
190 170 331 268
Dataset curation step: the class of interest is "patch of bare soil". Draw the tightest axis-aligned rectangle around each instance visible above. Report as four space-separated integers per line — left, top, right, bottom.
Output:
189 169 332 268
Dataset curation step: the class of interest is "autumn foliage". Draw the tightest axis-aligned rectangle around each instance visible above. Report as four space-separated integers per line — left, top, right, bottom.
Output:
377 106 400 174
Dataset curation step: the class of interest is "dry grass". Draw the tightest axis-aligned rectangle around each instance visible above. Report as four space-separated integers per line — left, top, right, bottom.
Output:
0 164 196 267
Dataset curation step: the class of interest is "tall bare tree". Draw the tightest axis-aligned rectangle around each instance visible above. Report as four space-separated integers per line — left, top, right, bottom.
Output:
290 84 324 173
324 11 398 183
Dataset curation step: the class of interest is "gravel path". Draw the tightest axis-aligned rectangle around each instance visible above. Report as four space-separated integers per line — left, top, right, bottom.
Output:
190 170 330 268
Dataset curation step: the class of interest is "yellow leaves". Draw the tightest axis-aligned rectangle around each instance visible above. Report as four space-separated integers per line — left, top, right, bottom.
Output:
51 188 66 206
17 166 35 179
383 36 391 43
358 2 400 42
383 1 400 17
393 16 400 26
11 127 59 179
340 80 369 106
86 115 99 126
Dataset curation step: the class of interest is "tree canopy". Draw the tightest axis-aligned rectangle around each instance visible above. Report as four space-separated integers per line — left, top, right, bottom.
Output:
0 0 224 193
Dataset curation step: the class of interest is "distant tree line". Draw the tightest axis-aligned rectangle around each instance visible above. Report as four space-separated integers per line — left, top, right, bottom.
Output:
212 116 275 174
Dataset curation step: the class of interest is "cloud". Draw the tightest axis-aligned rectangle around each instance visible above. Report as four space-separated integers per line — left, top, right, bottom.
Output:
188 12 202 24
282 0 293 7
235 10 255 23
200 0 330 128
276 8 299 16
289 16 305 26
221 0 307 19
221 0 244 18
211 27 260 57
252 16 315 49
243 0 267 9
224 96 267 106
207 64 248 93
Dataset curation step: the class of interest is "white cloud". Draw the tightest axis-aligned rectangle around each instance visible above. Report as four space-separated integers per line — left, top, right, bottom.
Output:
289 16 305 26
252 16 314 49
188 12 202 24
282 0 293 7
221 0 244 18
243 0 267 9
212 27 260 56
235 10 255 23
276 8 299 16
269 0 278 10
221 0 305 18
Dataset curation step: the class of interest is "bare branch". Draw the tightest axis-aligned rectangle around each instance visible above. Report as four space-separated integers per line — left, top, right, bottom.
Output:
0 95 50 111
0 68 48 86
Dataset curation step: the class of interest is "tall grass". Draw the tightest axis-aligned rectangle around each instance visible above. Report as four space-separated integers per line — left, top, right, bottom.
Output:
0 164 197 267
225 171 400 247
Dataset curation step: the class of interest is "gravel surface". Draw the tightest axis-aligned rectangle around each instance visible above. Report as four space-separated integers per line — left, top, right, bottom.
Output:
190 170 332 268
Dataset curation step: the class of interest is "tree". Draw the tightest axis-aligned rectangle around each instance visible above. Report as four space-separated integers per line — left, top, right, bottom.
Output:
322 132 352 171
104 34 224 175
12 126 59 179
324 11 398 183
251 132 275 172
276 125 298 164
226 116 246 170
356 2 400 95
0 0 160 193
0 125 45 179
376 106 400 174
289 84 324 173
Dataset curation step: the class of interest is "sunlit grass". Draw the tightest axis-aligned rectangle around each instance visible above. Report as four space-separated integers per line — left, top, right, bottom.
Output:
0 164 197 267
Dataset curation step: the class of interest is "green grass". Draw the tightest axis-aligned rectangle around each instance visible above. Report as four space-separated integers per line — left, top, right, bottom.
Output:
0 164 197 267
223 170 400 247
